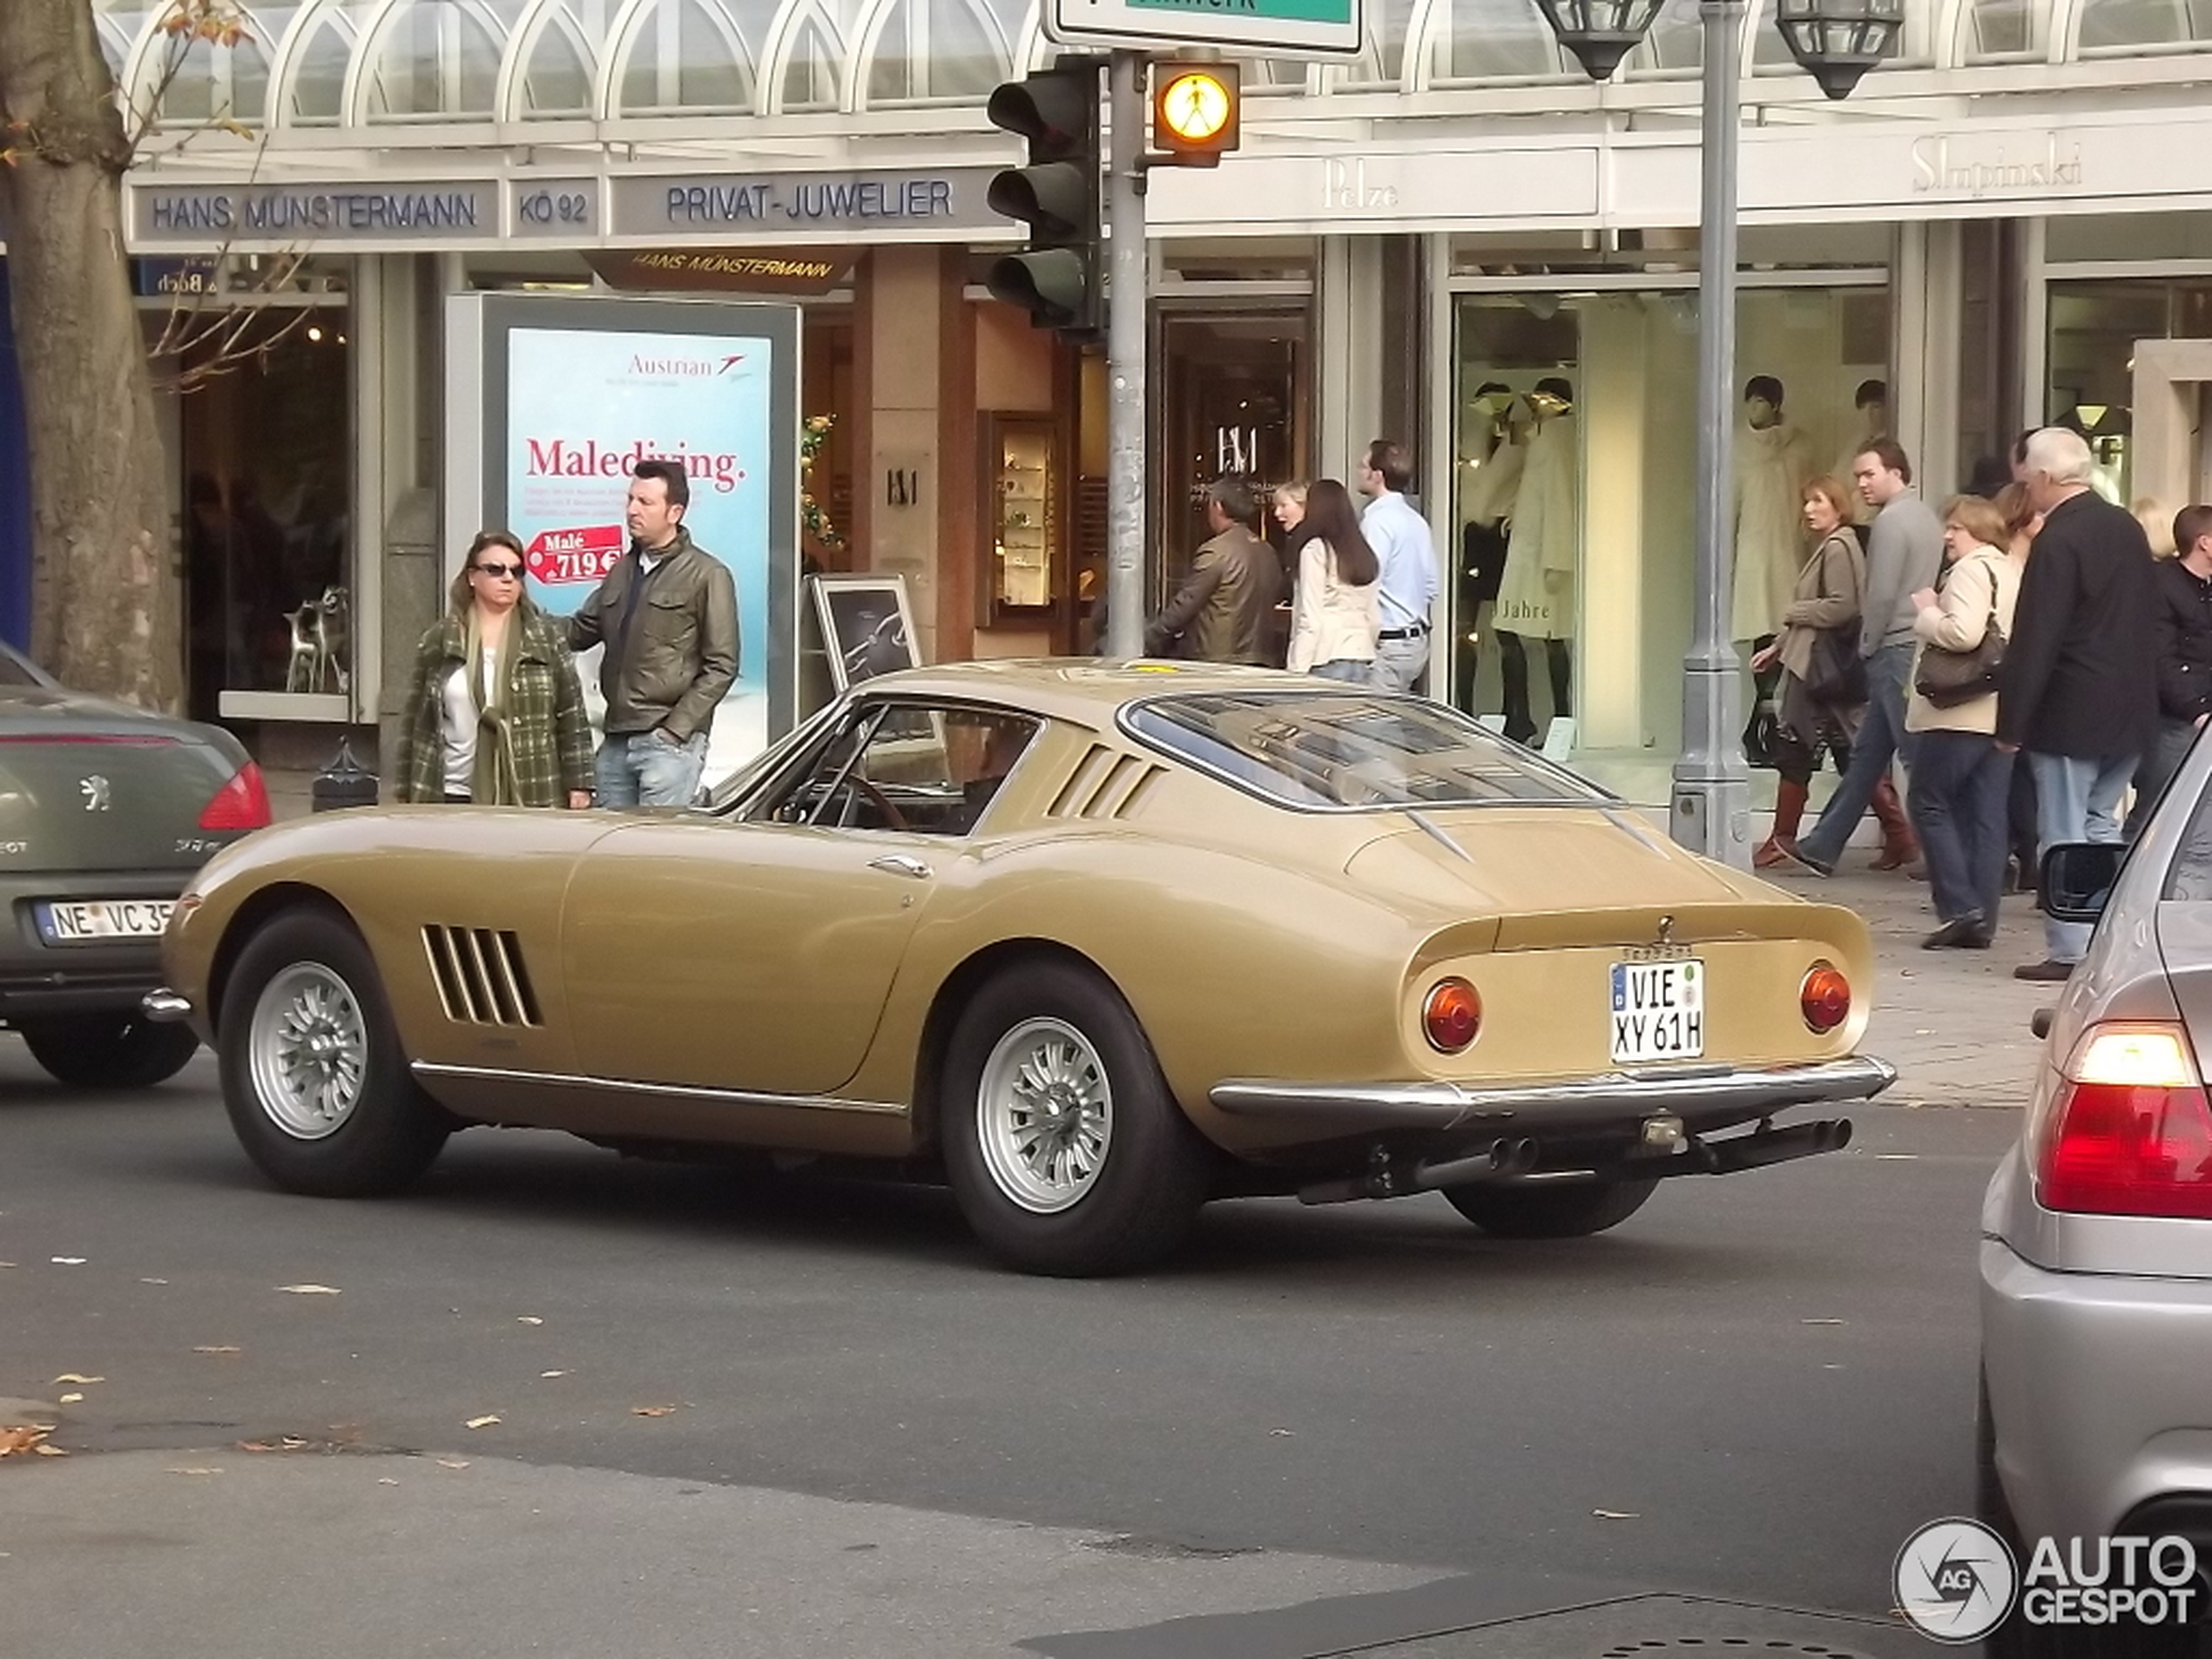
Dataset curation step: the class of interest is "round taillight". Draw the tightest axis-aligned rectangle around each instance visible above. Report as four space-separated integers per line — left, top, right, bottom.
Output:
1800 961 1851 1034
1423 978 1481 1053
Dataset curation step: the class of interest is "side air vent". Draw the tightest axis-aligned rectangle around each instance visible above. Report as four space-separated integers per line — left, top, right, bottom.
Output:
1047 745 1163 820
422 927 543 1028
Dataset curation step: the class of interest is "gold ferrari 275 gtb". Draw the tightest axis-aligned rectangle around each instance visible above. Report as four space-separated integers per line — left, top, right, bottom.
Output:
150 662 1893 1276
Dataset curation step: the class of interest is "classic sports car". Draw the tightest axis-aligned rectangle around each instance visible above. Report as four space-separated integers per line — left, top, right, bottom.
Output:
0 641 268 1088
150 662 1892 1275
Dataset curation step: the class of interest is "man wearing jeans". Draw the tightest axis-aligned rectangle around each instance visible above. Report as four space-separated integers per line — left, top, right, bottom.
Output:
1998 427 2158 981
1355 440 1439 694
1783 439 1945 876
569 459 739 808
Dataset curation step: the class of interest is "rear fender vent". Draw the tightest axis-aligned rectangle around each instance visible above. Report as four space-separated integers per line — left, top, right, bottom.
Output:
422 926 543 1027
1046 745 1163 820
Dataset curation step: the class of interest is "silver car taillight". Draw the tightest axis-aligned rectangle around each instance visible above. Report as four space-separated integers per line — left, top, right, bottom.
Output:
2040 1022 2212 1221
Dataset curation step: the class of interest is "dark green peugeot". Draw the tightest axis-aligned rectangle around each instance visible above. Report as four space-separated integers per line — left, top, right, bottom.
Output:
0 644 268 1088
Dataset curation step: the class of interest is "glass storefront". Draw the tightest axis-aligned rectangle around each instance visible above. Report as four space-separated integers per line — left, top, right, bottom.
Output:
2045 279 2212 504
1448 281 1889 759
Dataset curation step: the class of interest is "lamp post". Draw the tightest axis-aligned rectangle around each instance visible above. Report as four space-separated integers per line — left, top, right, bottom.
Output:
1533 0 1901 866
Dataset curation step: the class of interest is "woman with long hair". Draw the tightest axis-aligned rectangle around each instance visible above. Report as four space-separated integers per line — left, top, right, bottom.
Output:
1285 478 1380 683
1750 475 1868 868
1996 482 2045 887
394 529 594 807
1904 494 2023 947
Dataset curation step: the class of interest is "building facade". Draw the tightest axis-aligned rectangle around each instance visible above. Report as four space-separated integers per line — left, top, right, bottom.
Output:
8 0 2212 786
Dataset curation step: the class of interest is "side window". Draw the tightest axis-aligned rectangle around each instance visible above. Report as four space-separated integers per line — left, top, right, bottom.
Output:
2167 777 2212 900
758 705 1038 836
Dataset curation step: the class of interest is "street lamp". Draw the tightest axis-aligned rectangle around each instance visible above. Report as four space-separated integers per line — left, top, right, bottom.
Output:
1533 0 1900 867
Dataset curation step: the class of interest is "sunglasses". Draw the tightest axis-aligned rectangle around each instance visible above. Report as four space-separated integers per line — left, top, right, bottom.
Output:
472 561 524 579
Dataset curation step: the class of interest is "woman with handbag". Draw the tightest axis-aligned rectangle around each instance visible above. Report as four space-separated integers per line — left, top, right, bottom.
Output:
1750 476 1868 868
1904 495 2024 948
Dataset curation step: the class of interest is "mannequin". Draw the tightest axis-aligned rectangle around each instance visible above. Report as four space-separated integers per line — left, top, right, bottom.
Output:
1455 381 1521 698
1493 377 1575 745
1837 379 1888 526
1730 374 1816 645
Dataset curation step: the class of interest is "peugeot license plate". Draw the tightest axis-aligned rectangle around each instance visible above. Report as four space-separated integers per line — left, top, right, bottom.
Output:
37 899 174 944
1610 960 1704 1064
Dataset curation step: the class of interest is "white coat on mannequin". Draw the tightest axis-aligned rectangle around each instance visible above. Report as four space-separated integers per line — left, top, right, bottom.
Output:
1732 418 1816 643
1494 412 1575 640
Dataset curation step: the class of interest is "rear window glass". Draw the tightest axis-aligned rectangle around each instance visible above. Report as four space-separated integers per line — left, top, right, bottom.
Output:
1123 691 1609 810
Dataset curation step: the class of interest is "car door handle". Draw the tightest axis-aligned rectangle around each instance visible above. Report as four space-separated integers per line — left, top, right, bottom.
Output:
867 854 933 880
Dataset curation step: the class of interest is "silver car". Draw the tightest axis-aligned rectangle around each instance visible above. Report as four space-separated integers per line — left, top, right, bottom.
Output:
1979 753 2212 1655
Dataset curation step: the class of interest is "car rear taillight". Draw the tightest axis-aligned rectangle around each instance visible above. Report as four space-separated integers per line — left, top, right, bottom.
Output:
2041 1023 2212 1220
1799 961 1851 1033
1423 978 1481 1054
199 762 271 831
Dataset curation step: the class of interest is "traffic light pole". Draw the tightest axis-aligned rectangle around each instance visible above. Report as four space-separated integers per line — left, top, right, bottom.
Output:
1103 50 1147 659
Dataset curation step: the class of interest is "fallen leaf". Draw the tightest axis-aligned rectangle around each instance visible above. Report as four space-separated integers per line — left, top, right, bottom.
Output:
140 1278 169 1285
0 1263 17 1269
465 1414 501 1430
277 1284 341 1295
32 1443 66 1458
1593 1508 1640 1521
0 1425 55 1458
435 1458 470 1470
1268 1427 1295 1437
516 1316 543 1325
631 1405 678 1418
167 1467 222 1476
377 1477 400 1486
51 1373 105 1386
1800 1318 1846 1326
193 1345 242 1355
58 1393 82 1405
51 1257 86 1265
538 1370 569 1379
1875 1153 1920 1161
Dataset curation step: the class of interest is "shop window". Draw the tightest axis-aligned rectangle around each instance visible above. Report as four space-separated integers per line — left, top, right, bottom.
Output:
616 0 760 113
172 293 353 722
2079 0 2212 51
2046 279 2212 502
861 0 1021 104
1437 0 1569 80
1961 0 2047 57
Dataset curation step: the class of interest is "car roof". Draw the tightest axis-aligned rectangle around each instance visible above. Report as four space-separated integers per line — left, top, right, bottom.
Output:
847 659 1369 726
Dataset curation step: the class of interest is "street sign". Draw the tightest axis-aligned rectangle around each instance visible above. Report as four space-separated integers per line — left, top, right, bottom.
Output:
1047 0 1362 58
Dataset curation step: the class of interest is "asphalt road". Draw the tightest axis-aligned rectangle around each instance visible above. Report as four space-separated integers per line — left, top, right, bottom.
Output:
1 1038 2019 1657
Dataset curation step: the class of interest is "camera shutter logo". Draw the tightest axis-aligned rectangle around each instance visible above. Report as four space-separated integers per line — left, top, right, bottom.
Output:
1894 1517 2019 1643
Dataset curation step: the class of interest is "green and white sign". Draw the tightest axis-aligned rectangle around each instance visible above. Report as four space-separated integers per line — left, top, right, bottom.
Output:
1048 0 1362 57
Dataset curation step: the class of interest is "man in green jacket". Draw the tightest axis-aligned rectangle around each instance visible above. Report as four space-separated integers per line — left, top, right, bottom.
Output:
568 460 739 806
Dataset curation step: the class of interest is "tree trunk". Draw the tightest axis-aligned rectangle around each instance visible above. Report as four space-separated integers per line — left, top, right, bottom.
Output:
0 0 181 711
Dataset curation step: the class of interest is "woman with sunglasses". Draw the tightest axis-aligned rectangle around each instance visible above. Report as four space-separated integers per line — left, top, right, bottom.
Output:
394 530 593 808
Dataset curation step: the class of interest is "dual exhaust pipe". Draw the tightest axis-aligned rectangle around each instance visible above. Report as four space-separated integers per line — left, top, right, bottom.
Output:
1298 1136 1540 1206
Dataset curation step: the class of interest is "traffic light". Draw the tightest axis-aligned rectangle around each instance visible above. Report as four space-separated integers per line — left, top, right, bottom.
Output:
984 62 1103 338
1151 63 1240 164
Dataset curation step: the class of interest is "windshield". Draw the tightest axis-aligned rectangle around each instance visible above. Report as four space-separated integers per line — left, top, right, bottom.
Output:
1122 691 1609 812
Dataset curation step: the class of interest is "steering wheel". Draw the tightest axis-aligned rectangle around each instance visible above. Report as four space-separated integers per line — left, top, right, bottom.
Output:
849 774 911 832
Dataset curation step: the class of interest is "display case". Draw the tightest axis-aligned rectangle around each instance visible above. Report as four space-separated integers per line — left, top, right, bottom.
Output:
981 412 1062 623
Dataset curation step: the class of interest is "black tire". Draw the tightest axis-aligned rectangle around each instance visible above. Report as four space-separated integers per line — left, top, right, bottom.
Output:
1442 1177 1657 1238
17 1011 200 1089
940 959 1211 1277
217 907 449 1197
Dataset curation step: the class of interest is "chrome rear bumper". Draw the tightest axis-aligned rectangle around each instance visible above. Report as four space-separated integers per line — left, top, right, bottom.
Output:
141 988 192 1024
1209 1055 1896 1136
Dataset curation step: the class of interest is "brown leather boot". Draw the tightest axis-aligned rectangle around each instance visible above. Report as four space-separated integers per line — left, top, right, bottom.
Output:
1754 778 1810 869
1869 774 1919 871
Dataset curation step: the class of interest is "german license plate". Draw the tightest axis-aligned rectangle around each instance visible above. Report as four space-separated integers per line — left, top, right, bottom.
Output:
37 899 174 944
1610 959 1705 1064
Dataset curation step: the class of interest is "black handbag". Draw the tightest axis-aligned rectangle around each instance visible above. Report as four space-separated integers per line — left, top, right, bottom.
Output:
1915 558 2007 708
1798 545 1868 705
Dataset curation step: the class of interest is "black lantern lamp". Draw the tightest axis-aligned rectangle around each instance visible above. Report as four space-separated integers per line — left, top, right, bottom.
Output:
1533 0 1668 81
1774 0 1905 98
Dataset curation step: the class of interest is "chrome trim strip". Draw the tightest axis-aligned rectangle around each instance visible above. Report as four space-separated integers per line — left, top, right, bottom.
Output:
141 988 192 1024
410 1060 907 1116
1210 1055 1897 1132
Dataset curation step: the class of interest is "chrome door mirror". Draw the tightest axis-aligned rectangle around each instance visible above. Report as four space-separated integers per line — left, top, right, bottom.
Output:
2040 842 2126 925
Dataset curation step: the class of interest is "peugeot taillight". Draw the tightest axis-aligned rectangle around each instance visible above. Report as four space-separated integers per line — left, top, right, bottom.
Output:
199 762 271 831
2040 1023 2212 1220
1423 978 1481 1054
1799 962 1851 1034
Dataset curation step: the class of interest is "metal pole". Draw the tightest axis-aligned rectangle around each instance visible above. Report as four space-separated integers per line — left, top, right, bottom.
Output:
1670 0 1750 867
1103 50 1148 658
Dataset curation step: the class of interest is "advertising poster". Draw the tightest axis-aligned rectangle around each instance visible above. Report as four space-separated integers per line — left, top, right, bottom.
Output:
447 294 800 789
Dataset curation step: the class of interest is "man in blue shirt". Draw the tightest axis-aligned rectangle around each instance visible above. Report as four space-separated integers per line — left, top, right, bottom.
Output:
1355 439 1440 694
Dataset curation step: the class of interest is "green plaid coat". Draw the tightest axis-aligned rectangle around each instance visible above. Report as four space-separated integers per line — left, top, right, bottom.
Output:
395 604 593 806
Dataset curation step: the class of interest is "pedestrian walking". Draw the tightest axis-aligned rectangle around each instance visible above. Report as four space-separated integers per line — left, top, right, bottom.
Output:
1353 440 1440 694
1284 478 1380 684
1777 439 1943 876
1994 483 2045 894
1144 476 1281 664
1750 475 1866 869
1998 427 2160 981
567 460 738 808
394 529 592 808
1903 495 2022 948
2140 502 2212 815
